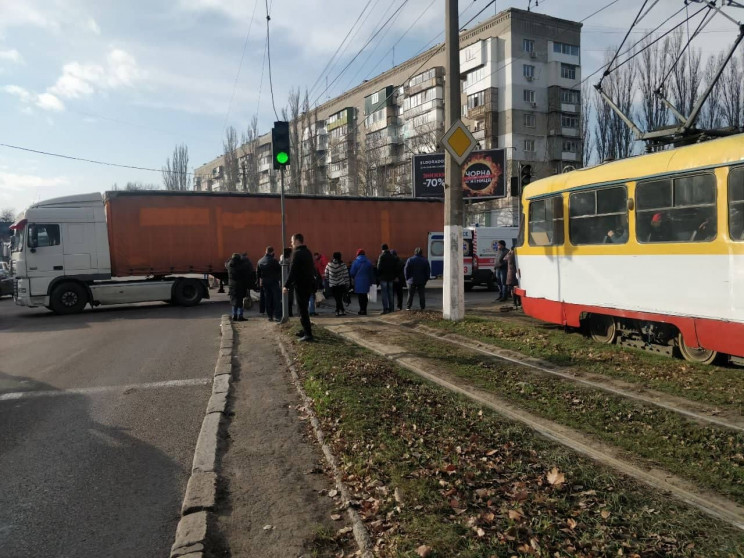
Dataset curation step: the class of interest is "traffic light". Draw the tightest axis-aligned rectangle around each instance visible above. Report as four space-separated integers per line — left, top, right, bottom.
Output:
519 163 532 188
272 121 290 170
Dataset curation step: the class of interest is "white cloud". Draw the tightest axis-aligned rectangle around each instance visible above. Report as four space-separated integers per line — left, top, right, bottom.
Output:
0 172 68 192
48 49 142 100
2 85 64 112
36 93 64 111
0 49 23 63
86 18 101 35
3 85 33 103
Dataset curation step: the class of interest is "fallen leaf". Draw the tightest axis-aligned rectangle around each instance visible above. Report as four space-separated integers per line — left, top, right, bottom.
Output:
476 527 485 537
328 489 339 498
601 510 611 519
547 467 565 487
331 514 342 521
567 518 577 529
416 545 433 557
263 524 274 530
508 509 523 521
486 449 498 456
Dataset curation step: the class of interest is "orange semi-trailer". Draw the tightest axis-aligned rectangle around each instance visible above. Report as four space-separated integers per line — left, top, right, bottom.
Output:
11 191 442 313
105 191 443 278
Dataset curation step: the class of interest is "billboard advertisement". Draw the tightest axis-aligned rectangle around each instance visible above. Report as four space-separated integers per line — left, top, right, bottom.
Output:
412 149 506 200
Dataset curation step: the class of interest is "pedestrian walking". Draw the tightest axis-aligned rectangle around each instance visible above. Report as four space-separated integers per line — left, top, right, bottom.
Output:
391 249 404 311
495 240 509 300
350 248 375 315
505 245 520 308
404 247 430 311
325 251 350 316
376 243 397 314
226 252 252 321
283 233 316 342
257 246 282 322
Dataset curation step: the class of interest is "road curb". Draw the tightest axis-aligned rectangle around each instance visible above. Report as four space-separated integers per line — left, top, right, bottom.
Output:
170 314 235 558
277 339 375 558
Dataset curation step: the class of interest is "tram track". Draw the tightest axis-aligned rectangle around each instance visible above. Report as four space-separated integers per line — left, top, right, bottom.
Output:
319 315 744 532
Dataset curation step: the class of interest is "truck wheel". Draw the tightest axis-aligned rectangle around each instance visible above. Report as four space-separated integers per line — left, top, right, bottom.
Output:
464 283 473 292
486 275 497 291
50 282 88 314
173 279 203 307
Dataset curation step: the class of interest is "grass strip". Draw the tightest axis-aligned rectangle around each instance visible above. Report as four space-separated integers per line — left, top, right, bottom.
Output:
391 333 744 506
420 315 744 411
292 328 744 557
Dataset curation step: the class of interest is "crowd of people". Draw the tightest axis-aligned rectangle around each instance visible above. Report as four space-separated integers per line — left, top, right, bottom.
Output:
225 233 519 341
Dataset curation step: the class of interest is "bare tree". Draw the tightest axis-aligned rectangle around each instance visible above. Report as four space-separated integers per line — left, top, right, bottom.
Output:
222 126 240 192
300 91 324 194
239 116 260 193
1 208 15 222
594 51 637 161
285 88 303 193
720 47 743 129
404 121 442 155
580 81 594 167
666 29 703 121
638 35 670 134
698 52 724 130
162 144 190 191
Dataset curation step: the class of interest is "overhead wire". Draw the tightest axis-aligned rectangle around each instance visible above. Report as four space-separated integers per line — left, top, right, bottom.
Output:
265 0 279 120
222 0 260 133
0 143 193 176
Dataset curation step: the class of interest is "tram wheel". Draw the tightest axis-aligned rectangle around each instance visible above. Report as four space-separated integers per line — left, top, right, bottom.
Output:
588 314 617 344
676 334 721 365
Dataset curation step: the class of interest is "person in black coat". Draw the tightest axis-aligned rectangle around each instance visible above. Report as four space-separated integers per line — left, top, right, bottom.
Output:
283 233 316 341
404 247 431 311
226 252 253 321
391 249 405 311
257 246 282 322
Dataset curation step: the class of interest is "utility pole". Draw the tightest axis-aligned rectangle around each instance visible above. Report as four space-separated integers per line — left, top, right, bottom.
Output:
443 0 464 321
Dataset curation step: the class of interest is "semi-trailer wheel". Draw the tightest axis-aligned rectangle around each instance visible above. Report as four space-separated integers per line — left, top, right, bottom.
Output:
173 279 203 307
588 314 616 344
676 333 722 365
50 282 88 314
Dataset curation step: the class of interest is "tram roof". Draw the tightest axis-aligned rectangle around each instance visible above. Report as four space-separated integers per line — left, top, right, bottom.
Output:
524 133 744 200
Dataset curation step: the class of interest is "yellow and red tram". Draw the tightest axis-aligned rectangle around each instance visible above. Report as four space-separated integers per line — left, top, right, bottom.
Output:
515 134 744 364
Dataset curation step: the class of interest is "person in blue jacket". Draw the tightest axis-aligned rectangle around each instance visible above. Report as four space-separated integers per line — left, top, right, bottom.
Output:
404 247 431 311
350 248 375 315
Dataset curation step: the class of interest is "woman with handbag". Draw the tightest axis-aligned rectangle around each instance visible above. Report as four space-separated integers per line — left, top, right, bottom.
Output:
325 252 351 316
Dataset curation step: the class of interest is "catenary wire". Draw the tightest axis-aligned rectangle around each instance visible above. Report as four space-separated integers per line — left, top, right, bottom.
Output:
222 0 260 133
265 0 279 120
0 143 193 176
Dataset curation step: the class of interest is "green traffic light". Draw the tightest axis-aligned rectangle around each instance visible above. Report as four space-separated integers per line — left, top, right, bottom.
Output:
276 151 289 165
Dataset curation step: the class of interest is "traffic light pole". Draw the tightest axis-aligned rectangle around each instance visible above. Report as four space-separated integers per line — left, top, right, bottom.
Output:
280 166 289 324
443 0 464 321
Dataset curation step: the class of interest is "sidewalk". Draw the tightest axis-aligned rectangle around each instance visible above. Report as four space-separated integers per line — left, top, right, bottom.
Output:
214 316 354 558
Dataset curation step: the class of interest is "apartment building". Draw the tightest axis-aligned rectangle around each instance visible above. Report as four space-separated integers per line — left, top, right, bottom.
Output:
194 7 582 226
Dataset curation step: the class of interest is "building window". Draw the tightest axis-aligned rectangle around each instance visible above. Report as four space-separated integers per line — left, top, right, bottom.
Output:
561 64 577 80
405 87 439 110
523 39 534 53
729 166 744 241
524 113 536 128
636 173 718 243
523 64 535 79
365 108 386 128
371 92 379 103
569 186 628 245
561 89 580 104
409 68 436 88
467 90 486 110
529 196 564 246
562 140 578 152
524 139 535 152
553 42 580 56
463 67 485 90
523 89 535 103
561 115 579 128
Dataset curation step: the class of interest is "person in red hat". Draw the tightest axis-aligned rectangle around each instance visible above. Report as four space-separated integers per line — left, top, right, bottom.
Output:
350 248 374 315
648 212 666 242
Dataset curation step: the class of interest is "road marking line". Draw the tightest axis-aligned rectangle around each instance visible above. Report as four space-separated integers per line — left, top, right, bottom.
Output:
0 378 211 401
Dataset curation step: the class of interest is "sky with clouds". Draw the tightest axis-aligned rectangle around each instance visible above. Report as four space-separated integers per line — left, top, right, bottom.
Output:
0 0 740 215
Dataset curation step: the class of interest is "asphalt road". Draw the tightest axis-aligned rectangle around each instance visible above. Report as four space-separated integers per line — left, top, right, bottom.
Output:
0 294 231 558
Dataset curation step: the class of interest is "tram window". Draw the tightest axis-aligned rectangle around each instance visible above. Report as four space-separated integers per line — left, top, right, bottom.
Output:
528 197 564 246
636 173 717 243
729 166 744 241
569 185 628 245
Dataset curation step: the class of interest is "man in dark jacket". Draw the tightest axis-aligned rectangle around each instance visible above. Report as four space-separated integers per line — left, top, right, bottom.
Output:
391 249 405 311
283 233 316 341
495 240 509 301
404 247 431 311
257 246 282 322
226 252 252 321
376 243 397 314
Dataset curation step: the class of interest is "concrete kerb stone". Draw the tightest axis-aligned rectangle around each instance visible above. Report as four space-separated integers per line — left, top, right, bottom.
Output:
171 315 236 558
277 339 375 558
170 512 208 557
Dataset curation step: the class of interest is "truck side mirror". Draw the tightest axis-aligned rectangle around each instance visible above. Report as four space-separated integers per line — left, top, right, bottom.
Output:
28 225 38 249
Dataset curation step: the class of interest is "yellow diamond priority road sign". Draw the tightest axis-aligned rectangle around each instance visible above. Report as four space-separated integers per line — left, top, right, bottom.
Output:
440 119 476 165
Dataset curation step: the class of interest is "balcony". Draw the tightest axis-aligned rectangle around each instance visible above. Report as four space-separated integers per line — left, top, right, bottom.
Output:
404 75 443 97
403 98 444 119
